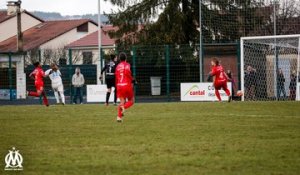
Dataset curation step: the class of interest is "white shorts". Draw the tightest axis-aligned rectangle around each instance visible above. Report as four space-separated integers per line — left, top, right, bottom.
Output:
52 83 64 92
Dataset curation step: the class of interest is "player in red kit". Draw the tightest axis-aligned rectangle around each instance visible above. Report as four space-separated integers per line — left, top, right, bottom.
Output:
115 52 134 122
208 58 231 102
27 62 49 106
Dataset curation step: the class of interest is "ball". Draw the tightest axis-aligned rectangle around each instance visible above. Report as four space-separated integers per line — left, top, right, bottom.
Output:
236 90 243 97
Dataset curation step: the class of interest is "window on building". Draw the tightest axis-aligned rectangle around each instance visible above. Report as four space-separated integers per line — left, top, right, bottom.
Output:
77 23 88 32
82 52 93 64
59 58 67 65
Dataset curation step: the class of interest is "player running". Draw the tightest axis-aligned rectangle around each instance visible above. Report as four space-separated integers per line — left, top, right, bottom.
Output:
208 58 231 102
27 62 49 106
115 52 135 122
100 54 118 106
45 63 65 105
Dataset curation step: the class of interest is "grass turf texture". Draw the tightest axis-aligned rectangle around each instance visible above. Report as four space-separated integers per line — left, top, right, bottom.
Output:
0 102 300 175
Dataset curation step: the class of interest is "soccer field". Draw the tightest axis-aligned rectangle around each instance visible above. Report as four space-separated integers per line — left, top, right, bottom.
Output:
0 102 300 175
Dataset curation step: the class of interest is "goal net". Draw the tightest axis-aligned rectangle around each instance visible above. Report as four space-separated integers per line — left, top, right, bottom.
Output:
240 35 300 101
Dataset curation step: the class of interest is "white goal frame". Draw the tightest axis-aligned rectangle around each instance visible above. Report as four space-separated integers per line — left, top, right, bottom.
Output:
240 34 300 101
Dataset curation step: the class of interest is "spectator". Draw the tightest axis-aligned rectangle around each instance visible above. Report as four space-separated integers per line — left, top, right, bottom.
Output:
226 70 237 96
277 68 286 100
72 67 85 104
289 70 297 100
244 65 257 100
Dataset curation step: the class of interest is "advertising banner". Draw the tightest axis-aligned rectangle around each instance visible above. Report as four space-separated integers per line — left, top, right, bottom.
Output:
181 83 232 101
87 85 117 102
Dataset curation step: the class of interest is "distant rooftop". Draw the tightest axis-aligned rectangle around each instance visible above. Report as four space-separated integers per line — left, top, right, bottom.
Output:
0 19 95 53
67 25 117 48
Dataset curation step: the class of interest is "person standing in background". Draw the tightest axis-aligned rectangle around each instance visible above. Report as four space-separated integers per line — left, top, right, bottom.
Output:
277 68 286 100
72 67 85 104
289 70 297 100
244 65 257 100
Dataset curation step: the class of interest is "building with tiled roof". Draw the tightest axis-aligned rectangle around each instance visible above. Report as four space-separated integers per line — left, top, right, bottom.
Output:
65 25 117 85
0 19 98 53
67 25 117 49
65 25 117 69
0 10 44 42
0 4 98 99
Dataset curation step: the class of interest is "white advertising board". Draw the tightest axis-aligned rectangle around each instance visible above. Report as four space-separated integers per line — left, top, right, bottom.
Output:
86 85 117 102
181 82 232 101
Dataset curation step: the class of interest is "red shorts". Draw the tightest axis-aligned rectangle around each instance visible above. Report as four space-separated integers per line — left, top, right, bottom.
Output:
214 80 228 90
117 85 133 99
35 82 44 91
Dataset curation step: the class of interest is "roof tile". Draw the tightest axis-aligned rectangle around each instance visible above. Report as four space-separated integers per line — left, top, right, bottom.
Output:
0 19 93 52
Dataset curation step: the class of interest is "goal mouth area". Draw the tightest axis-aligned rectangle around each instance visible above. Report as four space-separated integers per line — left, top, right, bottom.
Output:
240 34 300 101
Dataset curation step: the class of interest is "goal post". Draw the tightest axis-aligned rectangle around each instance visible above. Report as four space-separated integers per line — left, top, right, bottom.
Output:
240 34 300 101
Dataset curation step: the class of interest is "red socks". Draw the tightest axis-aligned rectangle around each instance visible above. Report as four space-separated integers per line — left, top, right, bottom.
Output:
118 106 123 118
224 88 231 96
215 88 231 101
42 91 49 106
118 100 134 117
124 100 134 109
215 90 221 101
28 91 49 106
28 91 40 97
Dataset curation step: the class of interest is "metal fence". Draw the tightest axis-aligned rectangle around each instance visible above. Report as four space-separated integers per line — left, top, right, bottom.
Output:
0 43 240 103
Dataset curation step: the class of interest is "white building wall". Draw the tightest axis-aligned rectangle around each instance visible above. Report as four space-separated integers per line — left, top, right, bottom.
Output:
40 29 79 49
88 23 98 33
40 22 98 49
0 13 42 42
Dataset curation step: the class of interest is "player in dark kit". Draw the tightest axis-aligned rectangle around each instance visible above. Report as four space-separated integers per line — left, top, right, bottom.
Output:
100 54 118 106
27 62 49 106
208 58 231 102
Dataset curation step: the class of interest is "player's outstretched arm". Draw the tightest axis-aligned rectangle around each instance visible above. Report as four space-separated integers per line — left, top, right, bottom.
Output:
207 72 213 82
224 71 231 82
44 69 53 77
29 71 35 80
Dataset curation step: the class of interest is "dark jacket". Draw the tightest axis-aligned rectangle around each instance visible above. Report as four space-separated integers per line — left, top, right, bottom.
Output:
289 74 297 90
277 73 285 87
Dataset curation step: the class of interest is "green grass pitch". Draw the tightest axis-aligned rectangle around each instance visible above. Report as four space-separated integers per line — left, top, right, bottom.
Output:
0 102 300 175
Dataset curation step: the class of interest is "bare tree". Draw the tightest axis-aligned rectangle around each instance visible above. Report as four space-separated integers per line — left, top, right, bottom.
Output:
252 0 300 36
42 48 65 65
71 50 82 64
24 48 39 66
276 0 300 35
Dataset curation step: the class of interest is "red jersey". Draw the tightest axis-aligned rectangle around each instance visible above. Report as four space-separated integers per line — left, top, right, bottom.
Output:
211 65 227 82
115 61 133 87
31 67 45 85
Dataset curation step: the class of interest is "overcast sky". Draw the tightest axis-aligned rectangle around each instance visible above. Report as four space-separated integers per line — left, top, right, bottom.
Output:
0 0 117 15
